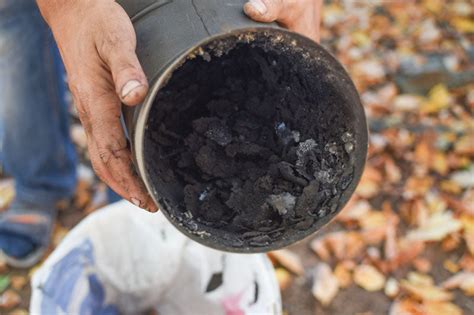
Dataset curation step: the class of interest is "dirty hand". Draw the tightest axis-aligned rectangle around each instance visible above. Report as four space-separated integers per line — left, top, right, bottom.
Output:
244 0 322 42
37 0 157 211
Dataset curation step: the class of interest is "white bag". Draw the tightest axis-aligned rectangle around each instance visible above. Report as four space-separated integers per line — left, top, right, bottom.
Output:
31 201 282 315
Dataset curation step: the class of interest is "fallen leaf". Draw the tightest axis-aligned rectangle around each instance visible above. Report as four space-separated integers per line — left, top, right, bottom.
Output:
454 134 474 156
310 238 331 261
385 278 400 299
0 258 7 274
443 259 460 273
406 211 462 242
52 224 69 247
0 290 20 310
311 263 339 307
459 254 474 272
10 276 27 291
440 179 462 195
400 279 452 302
338 200 371 223
334 263 352 288
442 272 474 296
421 84 452 114
385 158 402 183
353 264 386 292
356 166 382 199
389 298 423 315
268 250 304 276
274 268 292 291
0 179 15 211
407 272 434 286
404 176 433 199
71 124 87 149
393 95 423 111
451 167 474 189
413 257 432 273
422 301 462 315
441 232 462 252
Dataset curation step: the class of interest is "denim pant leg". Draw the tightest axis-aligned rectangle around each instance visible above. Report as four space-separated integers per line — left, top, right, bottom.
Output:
0 0 77 207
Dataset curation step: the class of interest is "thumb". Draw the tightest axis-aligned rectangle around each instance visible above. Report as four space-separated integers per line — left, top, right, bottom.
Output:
244 0 321 43
97 31 149 106
243 0 283 23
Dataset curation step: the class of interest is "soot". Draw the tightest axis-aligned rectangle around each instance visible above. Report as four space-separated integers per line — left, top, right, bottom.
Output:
144 36 358 250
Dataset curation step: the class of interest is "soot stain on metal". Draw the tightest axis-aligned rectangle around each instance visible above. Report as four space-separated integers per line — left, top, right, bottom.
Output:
144 32 358 250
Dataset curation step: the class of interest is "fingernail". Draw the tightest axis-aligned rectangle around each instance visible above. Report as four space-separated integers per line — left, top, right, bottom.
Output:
131 197 141 207
249 0 267 15
121 80 142 99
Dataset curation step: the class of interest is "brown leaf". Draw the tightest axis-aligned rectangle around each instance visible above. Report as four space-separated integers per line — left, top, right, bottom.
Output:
389 298 424 315
337 199 371 223
422 301 463 315
459 254 474 272
385 158 402 183
353 264 386 292
455 134 474 156
443 259 460 273
334 263 352 288
10 276 27 291
400 279 452 302
442 272 474 296
406 211 462 242
310 238 330 261
0 179 15 211
413 258 432 273
356 166 382 199
0 290 20 310
268 250 304 276
311 263 339 307
274 268 292 291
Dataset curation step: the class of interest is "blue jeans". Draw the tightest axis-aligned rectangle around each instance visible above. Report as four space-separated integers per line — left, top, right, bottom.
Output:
0 0 77 207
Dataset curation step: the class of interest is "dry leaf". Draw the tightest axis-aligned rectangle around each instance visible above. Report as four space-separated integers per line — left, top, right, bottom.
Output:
404 176 433 199
422 301 462 315
393 95 423 111
385 278 400 299
0 290 21 310
389 298 424 315
442 272 474 296
443 259 459 273
356 166 382 199
413 258 432 273
455 134 474 156
441 233 462 252
459 254 474 272
334 263 352 288
10 276 27 291
353 264 385 292
311 263 339 307
268 250 304 276
400 279 452 301
310 238 330 261
338 200 371 223
0 179 15 211
274 268 292 291
451 167 474 189
71 124 88 149
406 211 462 242
421 84 452 114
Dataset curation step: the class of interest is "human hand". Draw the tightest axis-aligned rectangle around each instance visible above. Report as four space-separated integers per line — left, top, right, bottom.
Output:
37 0 157 211
243 0 322 43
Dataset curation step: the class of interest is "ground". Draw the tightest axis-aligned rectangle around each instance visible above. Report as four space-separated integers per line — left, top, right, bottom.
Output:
0 0 473 314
